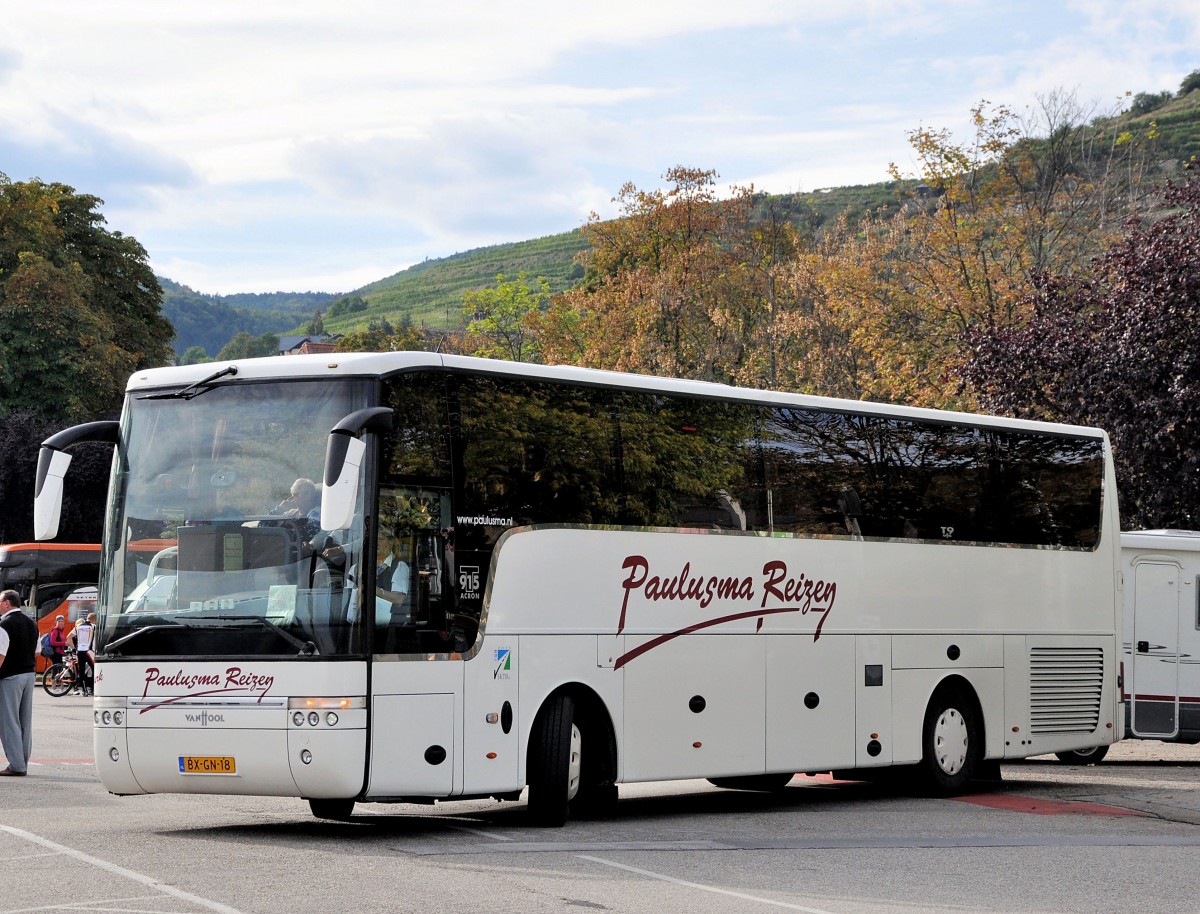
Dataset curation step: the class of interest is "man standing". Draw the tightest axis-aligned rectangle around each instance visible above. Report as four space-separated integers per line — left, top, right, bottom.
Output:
0 589 37 776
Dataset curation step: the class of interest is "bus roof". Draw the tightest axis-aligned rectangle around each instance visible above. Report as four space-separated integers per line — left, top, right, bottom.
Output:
127 351 1108 441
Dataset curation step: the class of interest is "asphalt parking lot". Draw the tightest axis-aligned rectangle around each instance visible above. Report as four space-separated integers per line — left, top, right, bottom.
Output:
4 689 1200 914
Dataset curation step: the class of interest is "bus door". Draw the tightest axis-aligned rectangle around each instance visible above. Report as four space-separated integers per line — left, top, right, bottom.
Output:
1130 561 1181 738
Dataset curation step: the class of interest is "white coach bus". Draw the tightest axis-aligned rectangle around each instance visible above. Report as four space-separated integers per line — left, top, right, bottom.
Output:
34 353 1122 824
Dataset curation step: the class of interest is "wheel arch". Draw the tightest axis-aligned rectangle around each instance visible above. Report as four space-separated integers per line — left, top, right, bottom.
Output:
525 682 618 789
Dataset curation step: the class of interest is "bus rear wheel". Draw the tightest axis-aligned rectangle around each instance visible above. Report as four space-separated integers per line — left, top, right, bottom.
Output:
919 688 980 796
527 694 581 827
1054 745 1109 765
309 798 355 820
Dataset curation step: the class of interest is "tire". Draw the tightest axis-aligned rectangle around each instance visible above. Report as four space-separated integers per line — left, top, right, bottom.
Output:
919 688 980 796
527 694 581 827
707 773 794 792
309 798 355 820
42 664 74 697
1054 745 1109 765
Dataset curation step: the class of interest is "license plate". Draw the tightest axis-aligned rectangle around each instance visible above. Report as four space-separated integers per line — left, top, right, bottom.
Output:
179 756 237 775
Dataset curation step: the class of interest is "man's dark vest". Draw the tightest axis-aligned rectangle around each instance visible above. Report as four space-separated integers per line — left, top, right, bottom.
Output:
0 611 37 678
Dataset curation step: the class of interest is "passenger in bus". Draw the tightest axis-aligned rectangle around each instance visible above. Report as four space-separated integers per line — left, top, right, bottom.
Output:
375 532 411 627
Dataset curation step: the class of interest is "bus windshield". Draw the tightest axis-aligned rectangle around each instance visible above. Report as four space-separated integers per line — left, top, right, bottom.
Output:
98 378 371 660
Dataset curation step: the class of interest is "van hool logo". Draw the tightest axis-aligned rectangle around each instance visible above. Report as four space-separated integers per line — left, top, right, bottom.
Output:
615 555 837 669
184 710 225 726
138 666 275 713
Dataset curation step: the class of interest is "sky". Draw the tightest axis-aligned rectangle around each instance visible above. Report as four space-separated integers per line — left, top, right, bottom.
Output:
2 1 1199 296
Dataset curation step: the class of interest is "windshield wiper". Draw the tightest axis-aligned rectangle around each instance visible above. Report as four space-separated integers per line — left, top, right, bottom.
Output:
102 622 183 656
178 613 317 656
139 365 238 401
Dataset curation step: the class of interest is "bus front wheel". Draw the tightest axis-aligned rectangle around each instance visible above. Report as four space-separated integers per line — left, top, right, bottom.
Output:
919 688 980 796
527 694 581 827
309 798 355 821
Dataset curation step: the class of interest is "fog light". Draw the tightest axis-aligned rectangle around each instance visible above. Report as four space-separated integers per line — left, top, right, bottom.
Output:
293 711 305 726
102 711 112 725
326 712 338 726
109 747 120 762
94 711 101 725
113 711 123 725
300 749 313 765
307 711 319 727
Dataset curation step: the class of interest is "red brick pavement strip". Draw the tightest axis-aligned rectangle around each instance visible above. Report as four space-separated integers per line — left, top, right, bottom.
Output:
953 793 1149 817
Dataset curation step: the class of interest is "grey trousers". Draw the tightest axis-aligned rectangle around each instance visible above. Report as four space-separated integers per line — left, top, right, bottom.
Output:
0 673 34 774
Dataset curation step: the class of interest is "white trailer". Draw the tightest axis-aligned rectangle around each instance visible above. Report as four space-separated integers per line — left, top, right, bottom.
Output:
1121 529 1200 745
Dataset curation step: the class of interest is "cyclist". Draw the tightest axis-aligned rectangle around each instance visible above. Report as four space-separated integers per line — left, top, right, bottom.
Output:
67 613 97 696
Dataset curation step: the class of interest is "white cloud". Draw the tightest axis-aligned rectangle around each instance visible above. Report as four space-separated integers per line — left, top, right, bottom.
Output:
2 1 1197 293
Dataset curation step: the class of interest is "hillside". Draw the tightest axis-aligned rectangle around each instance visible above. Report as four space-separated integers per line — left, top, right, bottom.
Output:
332 230 590 334
162 78 1200 353
160 279 336 357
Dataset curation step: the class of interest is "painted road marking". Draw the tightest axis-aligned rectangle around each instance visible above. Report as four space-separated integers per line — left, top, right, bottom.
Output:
0 825 246 914
577 855 841 914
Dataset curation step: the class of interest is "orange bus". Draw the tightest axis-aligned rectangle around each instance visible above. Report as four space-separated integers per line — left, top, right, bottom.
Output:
0 543 101 672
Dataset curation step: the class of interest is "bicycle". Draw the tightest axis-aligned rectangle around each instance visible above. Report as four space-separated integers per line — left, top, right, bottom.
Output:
42 650 86 697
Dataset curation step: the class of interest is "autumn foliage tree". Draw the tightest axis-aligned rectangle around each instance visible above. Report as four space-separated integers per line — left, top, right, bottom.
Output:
818 93 1157 408
961 164 1200 528
539 167 803 386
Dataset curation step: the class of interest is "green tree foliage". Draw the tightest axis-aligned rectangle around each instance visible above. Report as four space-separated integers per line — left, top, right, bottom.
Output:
180 345 212 365
334 321 426 353
1129 90 1172 116
0 410 113 543
0 175 174 421
216 332 279 360
327 295 369 318
961 164 1200 528
1180 69 1200 97
462 272 548 362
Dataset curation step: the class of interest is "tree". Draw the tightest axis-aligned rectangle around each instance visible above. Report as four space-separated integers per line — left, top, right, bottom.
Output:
180 345 211 365
0 410 112 543
462 273 548 362
1180 69 1200 97
807 93 1155 408
334 322 425 353
1129 90 1171 116
0 175 174 422
961 164 1200 528
305 310 325 336
327 295 368 318
540 166 803 386
216 332 279 360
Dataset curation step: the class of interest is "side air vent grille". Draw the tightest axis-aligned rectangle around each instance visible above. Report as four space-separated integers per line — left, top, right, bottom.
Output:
1029 647 1104 733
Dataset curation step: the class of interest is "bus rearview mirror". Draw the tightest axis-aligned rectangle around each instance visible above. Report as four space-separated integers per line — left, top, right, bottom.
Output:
321 435 365 531
34 448 72 541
